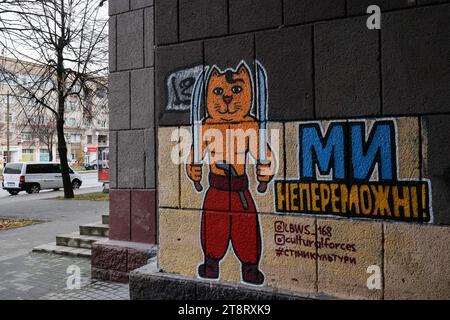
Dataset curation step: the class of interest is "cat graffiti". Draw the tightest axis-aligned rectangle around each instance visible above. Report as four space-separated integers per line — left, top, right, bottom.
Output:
186 62 275 285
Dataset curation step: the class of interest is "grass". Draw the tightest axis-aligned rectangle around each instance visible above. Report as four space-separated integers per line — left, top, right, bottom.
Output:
55 191 109 201
0 218 44 231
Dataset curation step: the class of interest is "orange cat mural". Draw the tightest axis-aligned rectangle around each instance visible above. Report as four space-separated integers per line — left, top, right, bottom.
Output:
186 62 275 285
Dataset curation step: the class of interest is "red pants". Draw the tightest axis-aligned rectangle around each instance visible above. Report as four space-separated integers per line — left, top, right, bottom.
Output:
201 174 262 265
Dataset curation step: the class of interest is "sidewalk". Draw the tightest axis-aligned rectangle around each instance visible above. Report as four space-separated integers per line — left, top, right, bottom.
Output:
0 194 129 300
0 252 129 300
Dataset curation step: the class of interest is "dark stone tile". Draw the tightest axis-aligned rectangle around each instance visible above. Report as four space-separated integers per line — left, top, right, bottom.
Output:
109 0 130 15
131 190 157 244
117 10 144 70
108 190 131 241
229 0 282 33
109 71 130 130
179 0 228 41
204 33 254 71
131 0 153 10
382 5 450 115
422 115 450 225
118 130 145 188
131 68 154 129
315 17 380 118
155 0 178 45
144 129 156 188
144 7 155 67
109 131 118 189
284 0 346 24
256 26 314 121
347 0 415 15
109 16 117 72
156 41 203 126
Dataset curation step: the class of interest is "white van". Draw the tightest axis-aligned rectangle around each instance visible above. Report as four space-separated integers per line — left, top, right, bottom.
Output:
2 162 83 195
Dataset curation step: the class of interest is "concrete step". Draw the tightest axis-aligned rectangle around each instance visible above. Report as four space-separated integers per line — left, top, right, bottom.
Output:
32 243 91 258
102 214 109 225
56 232 106 249
79 222 109 237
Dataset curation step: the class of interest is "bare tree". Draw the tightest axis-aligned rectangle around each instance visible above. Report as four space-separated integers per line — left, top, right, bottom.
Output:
0 0 108 198
18 103 57 161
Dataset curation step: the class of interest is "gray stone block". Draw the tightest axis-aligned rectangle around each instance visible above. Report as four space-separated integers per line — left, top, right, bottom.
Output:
109 16 117 72
179 0 228 41
144 129 156 188
109 0 130 15
256 26 314 121
155 0 178 45
144 7 154 67
131 0 153 10
315 17 380 118
347 0 415 15
422 115 450 225
156 41 203 126
131 68 154 129
418 0 450 4
129 261 312 300
109 131 118 189
109 71 130 130
117 10 144 71
284 0 345 25
118 130 145 188
382 5 450 115
229 0 282 33
204 33 254 72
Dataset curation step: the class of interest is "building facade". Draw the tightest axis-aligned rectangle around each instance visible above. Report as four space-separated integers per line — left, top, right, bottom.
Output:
0 57 109 166
99 0 450 300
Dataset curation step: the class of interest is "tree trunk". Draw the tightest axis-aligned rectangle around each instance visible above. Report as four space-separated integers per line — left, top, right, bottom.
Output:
57 37 74 199
49 144 53 162
58 118 73 198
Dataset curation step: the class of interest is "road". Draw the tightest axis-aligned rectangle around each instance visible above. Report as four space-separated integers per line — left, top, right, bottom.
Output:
0 172 103 202
0 171 107 259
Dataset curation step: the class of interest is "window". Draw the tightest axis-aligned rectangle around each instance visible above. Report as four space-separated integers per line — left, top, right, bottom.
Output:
70 134 82 143
26 164 59 174
87 135 93 144
71 84 81 93
66 118 76 126
4 163 23 174
22 149 35 162
98 135 108 145
97 120 107 128
40 149 50 162
68 101 77 111
22 132 32 141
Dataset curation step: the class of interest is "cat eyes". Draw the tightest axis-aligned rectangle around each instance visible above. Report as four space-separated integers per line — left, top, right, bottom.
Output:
212 86 243 95
213 87 224 95
232 86 242 94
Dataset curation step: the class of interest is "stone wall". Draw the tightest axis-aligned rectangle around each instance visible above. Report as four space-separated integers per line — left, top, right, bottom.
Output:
109 0 450 298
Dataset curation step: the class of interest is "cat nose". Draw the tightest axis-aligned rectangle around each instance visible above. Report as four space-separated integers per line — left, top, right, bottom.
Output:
223 95 233 104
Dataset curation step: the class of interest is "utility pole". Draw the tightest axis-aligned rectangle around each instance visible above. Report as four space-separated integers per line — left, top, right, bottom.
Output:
6 92 10 163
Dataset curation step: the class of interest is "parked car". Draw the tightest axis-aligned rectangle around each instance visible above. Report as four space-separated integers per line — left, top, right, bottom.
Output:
2 162 83 196
84 160 98 170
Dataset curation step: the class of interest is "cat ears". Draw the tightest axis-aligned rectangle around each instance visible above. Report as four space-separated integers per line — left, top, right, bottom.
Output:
236 61 250 75
209 61 251 78
209 66 221 77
